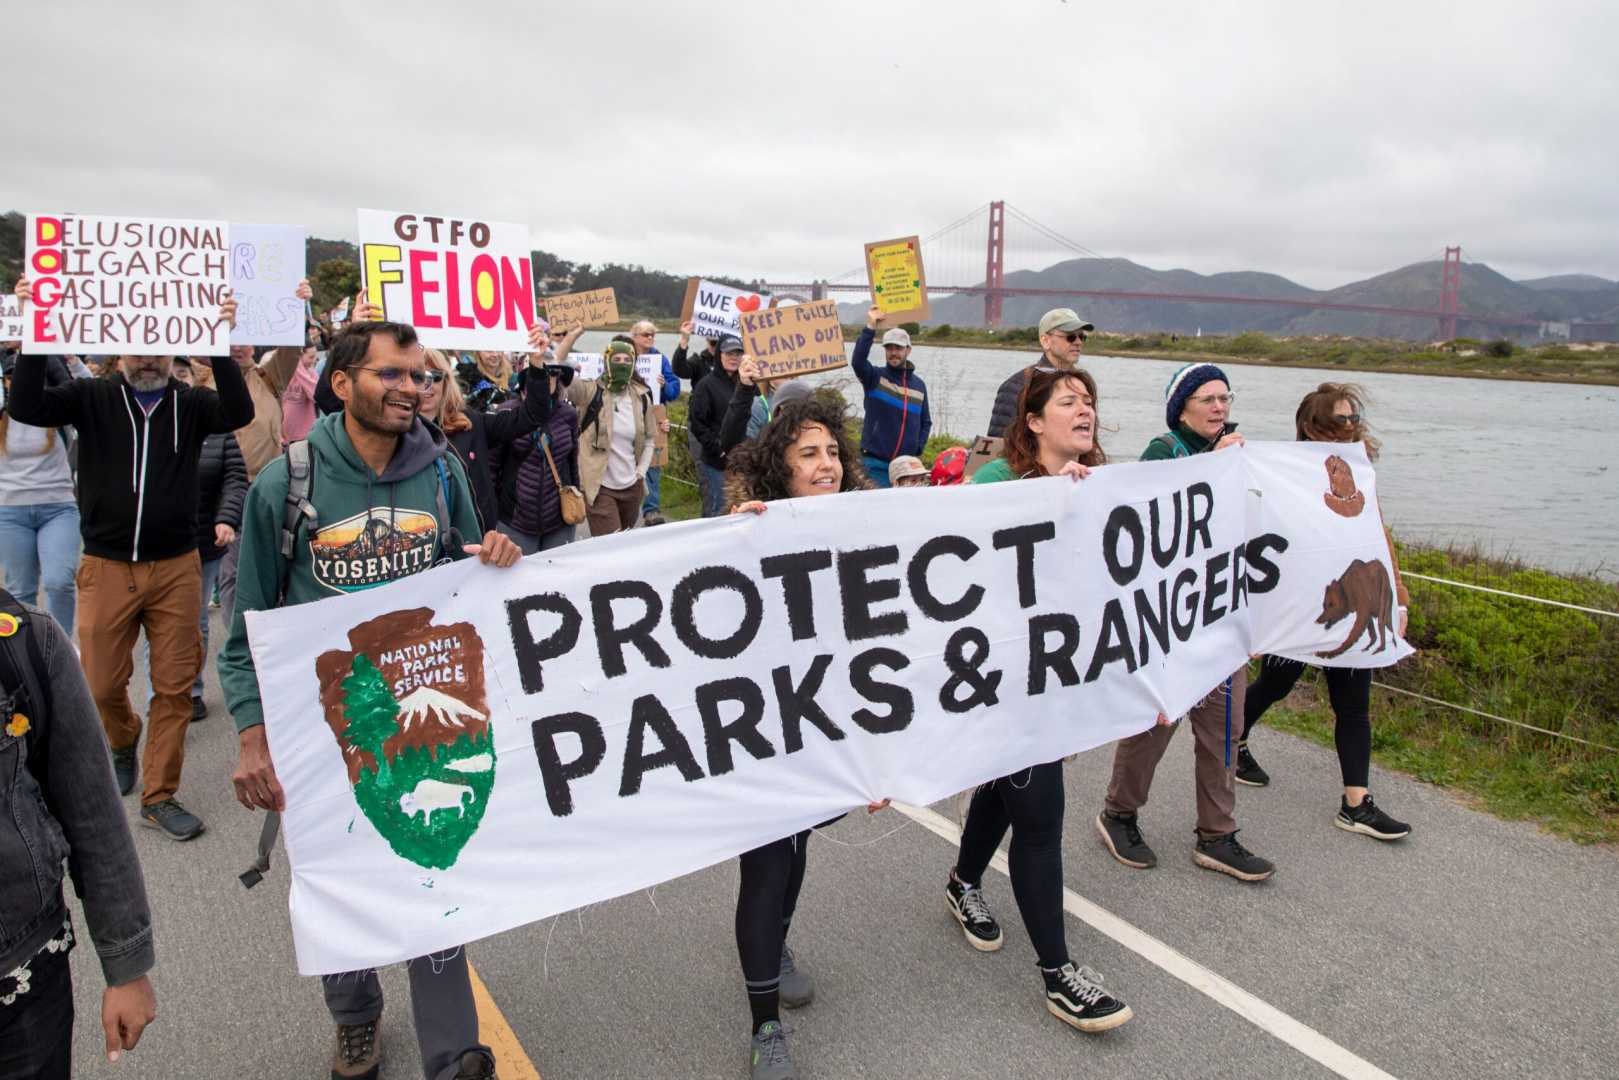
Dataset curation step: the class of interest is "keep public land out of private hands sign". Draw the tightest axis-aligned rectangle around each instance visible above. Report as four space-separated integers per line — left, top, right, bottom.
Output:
247 442 1411 975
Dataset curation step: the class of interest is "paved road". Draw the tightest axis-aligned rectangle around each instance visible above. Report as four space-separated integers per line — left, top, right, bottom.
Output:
63 615 1619 1079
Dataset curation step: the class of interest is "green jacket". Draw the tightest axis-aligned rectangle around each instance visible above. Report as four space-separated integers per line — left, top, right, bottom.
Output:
971 457 1019 484
219 411 482 732
1140 424 1216 462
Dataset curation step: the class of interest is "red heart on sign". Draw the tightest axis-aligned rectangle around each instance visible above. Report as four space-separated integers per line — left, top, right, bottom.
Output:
736 294 762 312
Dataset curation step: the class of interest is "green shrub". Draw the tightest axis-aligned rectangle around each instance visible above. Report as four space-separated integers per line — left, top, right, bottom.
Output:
1485 338 1516 358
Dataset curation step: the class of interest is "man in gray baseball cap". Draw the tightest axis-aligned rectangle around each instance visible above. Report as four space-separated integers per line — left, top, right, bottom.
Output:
985 307 1096 438
849 305 932 487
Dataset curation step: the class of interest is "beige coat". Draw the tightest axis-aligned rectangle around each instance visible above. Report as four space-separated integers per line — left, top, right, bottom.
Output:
565 377 654 502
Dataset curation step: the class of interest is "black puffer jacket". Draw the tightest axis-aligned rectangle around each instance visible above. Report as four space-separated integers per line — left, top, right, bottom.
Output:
444 387 552 533
985 355 1048 439
195 433 248 561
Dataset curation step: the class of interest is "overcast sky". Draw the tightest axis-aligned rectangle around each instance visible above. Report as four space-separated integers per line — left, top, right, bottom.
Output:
8 0 1616 289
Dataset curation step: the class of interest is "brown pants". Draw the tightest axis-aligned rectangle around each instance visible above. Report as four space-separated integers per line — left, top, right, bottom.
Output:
1105 666 1247 836
586 479 645 538
76 551 203 805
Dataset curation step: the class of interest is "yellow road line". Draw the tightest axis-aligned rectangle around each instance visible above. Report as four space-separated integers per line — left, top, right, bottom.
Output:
468 961 542 1080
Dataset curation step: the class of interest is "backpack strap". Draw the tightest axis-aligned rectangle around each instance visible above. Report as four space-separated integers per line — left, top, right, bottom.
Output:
579 383 607 436
1152 432 1192 459
279 440 318 606
434 455 469 554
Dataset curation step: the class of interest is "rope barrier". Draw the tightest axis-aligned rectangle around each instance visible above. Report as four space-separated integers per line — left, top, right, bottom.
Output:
1403 572 1619 619
1369 681 1619 753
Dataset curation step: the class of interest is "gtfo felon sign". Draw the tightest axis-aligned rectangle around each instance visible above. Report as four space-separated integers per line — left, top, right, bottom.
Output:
358 209 535 351
739 300 847 380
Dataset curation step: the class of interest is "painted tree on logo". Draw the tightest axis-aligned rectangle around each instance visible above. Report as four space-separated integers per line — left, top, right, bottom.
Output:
342 653 400 782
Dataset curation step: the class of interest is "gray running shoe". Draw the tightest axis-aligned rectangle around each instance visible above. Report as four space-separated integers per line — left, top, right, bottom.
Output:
779 942 815 1008
1193 830 1275 881
1095 811 1157 868
139 798 205 841
750 1021 797 1080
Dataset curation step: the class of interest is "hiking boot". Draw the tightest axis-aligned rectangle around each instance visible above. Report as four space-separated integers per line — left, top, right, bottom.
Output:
1235 743 1269 787
1095 810 1157 868
749 1020 796 1080
1335 793 1410 841
190 696 208 722
452 1048 497 1079
946 876 1004 952
1041 962 1133 1033
779 942 815 1008
111 745 137 796
640 511 667 527
139 799 205 841
1193 830 1275 881
330 1018 381 1080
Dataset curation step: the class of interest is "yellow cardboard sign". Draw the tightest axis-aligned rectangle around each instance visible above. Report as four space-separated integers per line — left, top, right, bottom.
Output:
864 235 930 325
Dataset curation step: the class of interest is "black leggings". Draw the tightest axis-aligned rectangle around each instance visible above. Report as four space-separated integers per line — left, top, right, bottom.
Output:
954 760 1069 969
736 830 810 1030
1243 656 1373 788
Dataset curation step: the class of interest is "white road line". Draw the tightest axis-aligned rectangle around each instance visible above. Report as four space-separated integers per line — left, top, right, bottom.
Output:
894 802 1399 1080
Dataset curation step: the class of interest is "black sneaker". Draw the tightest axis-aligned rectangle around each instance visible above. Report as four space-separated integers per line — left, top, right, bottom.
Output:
1235 743 1270 787
330 1018 382 1079
1335 794 1410 841
1095 811 1157 868
111 745 137 796
452 1048 497 1079
1192 830 1275 882
139 799 205 841
946 876 1004 952
1041 962 1133 1033
190 697 208 722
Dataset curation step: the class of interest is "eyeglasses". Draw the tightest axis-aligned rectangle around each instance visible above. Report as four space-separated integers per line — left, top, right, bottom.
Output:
423 370 447 385
1190 392 1236 407
351 366 431 388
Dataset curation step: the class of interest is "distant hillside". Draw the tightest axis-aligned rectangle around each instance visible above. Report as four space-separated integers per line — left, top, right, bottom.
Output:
865 255 1619 341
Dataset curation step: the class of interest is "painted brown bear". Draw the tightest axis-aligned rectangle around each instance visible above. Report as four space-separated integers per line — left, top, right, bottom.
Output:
1315 558 1394 659
1322 455 1366 517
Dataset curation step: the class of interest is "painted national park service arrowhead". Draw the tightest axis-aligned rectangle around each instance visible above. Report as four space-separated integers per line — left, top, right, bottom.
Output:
314 608 495 870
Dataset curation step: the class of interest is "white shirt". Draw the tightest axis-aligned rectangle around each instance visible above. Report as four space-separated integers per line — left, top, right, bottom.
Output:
602 392 640 490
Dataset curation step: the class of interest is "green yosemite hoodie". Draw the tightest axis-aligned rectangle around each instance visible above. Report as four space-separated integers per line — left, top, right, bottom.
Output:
219 411 482 733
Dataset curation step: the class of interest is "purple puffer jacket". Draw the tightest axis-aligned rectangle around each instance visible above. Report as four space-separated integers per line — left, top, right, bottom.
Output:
504 398 580 536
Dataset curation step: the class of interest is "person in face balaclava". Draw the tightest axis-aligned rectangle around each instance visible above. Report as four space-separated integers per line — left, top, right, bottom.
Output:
604 340 636 392
564 339 653 537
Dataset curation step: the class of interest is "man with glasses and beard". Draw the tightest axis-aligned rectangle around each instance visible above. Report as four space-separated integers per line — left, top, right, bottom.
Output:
8 276 251 842
985 308 1096 439
219 318 520 1080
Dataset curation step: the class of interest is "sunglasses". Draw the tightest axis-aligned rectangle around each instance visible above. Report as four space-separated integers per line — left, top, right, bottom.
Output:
1334 412 1363 425
1050 331 1089 344
352 366 432 388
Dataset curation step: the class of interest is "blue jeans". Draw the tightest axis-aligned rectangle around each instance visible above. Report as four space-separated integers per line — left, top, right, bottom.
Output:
642 466 663 514
142 555 220 700
863 455 892 488
0 501 81 632
700 463 728 517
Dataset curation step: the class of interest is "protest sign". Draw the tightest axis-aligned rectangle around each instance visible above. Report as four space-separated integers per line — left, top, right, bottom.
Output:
680 277 773 341
24 214 231 356
1 295 22 340
864 235 929 325
571 353 604 380
230 223 307 346
542 287 618 329
636 354 660 383
357 209 535 351
246 441 1409 975
739 299 847 380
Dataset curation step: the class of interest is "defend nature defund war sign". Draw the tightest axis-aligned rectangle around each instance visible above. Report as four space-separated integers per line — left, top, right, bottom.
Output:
247 443 1410 975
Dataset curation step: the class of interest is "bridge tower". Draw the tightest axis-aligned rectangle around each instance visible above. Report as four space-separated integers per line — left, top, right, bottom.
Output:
1439 246 1462 340
984 200 1006 327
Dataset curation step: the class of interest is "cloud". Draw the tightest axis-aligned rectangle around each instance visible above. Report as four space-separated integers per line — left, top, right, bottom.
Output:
7 0 1616 289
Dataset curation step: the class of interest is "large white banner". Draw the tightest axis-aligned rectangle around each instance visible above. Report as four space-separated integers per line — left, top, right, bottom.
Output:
358 208 535 351
247 442 1409 975
24 214 232 356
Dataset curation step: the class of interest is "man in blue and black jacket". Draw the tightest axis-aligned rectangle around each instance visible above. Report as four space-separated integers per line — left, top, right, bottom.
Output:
849 304 931 487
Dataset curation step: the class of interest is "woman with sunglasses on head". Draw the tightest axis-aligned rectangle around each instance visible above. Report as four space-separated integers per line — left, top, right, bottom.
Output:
1237 383 1412 840
419 346 552 536
948 365 1136 1036
1095 362 1275 882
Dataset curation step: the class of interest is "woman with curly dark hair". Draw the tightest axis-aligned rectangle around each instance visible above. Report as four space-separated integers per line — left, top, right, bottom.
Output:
1238 383 1412 842
725 393 878 1079
946 365 1136 1035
